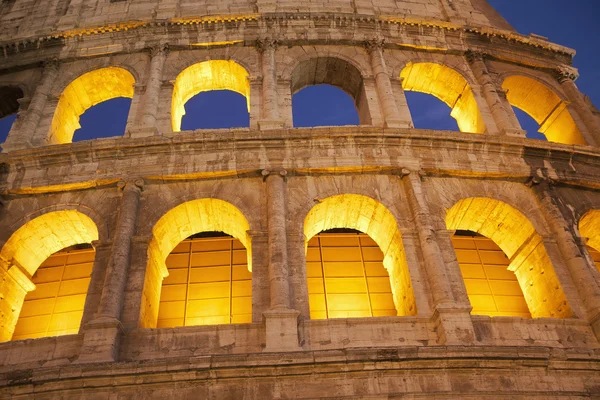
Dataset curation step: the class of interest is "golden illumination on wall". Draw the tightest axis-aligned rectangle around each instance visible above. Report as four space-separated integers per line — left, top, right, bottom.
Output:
304 194 416 316
400 62 486 133
446 197 571 318
171 60 250 132
0 210 98 342
12 246 95 340
307 231 396 319
452 232 531 318
142 198 252 328
157 234 251 327
578 210 600 273
502 75 586 144
50 67 135 144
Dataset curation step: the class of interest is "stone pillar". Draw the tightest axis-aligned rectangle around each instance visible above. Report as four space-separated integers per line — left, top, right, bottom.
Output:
366 39 410 128
129 44 168 138
261 169 300 351
3 60 59 151
532 180 600 340
0 261 35 342
467 52 524 136
556 70 600 146
257 39 285 130
401 170 474 345
77 179 143 363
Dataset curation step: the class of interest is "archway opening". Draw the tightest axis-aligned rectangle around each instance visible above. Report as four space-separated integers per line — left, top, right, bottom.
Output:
180 90 249 130
144 198 252 328
578 210 600 274
50 67 135 144
446 197 571 318
292 84 360 127
172 61 250 132
502 75 586 144
0 210 98 341
401 62 486 133
304 194 416 319
452 230 530 318
512 106 547 141
0 86 24 146
404 91 459 131
72 97 132 141
291 57 368 127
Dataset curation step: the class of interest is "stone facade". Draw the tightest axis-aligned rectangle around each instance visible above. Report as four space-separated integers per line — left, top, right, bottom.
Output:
0 0 600 398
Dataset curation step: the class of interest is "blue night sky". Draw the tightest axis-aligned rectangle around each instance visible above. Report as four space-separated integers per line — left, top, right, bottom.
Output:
0 1 599 144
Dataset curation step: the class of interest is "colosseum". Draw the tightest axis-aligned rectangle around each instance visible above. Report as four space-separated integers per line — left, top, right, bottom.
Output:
0 0 599 398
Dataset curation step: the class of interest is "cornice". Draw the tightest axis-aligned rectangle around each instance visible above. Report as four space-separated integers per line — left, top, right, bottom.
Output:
0 12 575 60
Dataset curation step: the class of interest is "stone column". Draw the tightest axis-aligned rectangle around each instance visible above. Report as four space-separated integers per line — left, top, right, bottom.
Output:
401 170 474 345
3 60 59 150
366 39 410 128
257 39 285 130
129 45 168 138
77 179 143 363
261 169 300 351
556 70 600 146
531 180 600 340
467 52 524 136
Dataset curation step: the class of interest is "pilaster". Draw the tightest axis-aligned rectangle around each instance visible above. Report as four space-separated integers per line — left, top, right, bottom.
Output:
257 39 285 130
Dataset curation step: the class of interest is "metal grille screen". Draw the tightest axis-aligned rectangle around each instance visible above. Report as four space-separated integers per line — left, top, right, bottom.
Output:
306 232 396 319
157 235 252 327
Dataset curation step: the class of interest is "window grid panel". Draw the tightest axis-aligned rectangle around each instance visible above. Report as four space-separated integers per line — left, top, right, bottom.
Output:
452 235 531 318
308 232 395 320
158 236 251 328
13 248 95 341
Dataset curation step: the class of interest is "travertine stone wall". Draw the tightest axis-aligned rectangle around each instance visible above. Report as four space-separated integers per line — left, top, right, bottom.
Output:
1 0 600 397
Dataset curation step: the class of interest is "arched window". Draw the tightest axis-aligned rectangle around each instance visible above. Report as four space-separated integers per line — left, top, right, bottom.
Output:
291 58 366 127
401 62 486 133
446 197 571 318
0 86 23 145
404 91 459 131
50 67 134 144
578 210 600 274
172 61 250 131
502 75 586 144
0 210 98 341
144 198 252 328
304 194 416 319
512 107 547 141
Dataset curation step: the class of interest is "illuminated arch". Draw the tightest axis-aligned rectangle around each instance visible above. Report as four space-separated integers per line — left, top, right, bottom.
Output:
502 75 586 144
142 198 252 328
291 57 368 125
50 67 134 144
304 194 416 317
578 210 600 273
401 62 486 133
446 197 571 318
0 210 99 341
171 60 250 132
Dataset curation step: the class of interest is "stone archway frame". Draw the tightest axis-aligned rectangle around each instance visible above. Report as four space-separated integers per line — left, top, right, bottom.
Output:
170 60 250 132
142 198 252 328
49 67 135 144
446 197 572 319
303 193 417 317
502 74 586 145
0 209 99 342
400 61 487 134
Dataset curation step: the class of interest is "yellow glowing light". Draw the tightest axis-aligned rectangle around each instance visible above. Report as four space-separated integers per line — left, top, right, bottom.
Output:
446 197 571 318
142 198 252 328
304 194 416 316
401 62 486 133
0 210 98 342
190 40 244 47
50 67 134 144
171 60 250 132
503 75 586 144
